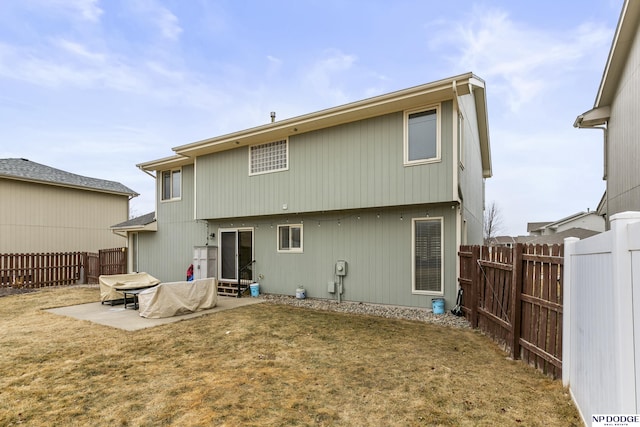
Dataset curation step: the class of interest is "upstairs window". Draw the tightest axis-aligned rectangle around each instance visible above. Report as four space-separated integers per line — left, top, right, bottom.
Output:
161 169 181 201
249 139 288 175
404 105 440 165
277 224 303 253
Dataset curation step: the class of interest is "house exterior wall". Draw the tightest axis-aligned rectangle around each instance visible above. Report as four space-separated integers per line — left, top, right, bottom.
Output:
456 94 486 245
0 179 129 253
135 165 208 281
205 204 458 308
607 23 640 218
195 102 454 219
135 88 489 309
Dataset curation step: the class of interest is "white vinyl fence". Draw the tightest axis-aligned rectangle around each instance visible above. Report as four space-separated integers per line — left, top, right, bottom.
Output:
564 211 640 425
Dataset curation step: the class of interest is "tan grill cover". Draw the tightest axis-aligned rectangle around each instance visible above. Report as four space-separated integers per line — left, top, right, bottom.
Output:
137 278 218 319
98 272 161 302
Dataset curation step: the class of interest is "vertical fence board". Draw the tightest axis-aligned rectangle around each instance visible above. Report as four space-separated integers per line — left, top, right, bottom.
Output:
460 243 563 379
0 249 125 288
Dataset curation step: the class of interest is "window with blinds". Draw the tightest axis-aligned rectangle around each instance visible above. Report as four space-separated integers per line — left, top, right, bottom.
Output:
412 218 443 293
249 139 288 175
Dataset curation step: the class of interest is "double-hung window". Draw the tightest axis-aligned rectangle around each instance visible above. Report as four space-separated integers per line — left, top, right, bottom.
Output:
277 224 303 253
404 105 440 165
412 218 443 294
161 169 181 201
250 139 288 175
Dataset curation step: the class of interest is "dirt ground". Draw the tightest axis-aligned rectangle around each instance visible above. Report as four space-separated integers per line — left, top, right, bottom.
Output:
0 286 38 297
0 286 582 426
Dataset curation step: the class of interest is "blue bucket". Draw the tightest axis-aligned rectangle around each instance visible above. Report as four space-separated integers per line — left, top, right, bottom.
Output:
250 283 260 297
432 298 445 315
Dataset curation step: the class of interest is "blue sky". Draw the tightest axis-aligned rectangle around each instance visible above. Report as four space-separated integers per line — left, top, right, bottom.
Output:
0 0 624 235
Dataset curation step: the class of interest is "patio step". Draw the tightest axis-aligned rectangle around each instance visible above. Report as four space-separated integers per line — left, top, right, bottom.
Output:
217 282 250 297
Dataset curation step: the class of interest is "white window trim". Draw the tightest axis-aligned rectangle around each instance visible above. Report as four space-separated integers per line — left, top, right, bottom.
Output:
403 104 441 166
411 217 444 296
161 168 182 202
277 224 303 253
248 138 289 176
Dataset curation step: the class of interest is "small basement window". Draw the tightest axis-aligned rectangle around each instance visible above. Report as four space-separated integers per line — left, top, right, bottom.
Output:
249 139 288 175
277 224 303 252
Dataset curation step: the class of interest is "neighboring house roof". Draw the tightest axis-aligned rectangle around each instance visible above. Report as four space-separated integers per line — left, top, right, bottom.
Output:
138 72 492 178
520 228 601 245
111 212 157 232
527 222 552 233
487 236 517 245
490 228 601 246
596 191 607 217
527 211 603 235
574 0 640 128
0 158 138 197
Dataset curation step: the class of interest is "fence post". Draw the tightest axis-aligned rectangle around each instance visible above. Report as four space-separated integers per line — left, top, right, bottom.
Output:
509 243 523 360
610 212 640 412
562 237 579 388
470 245 480 327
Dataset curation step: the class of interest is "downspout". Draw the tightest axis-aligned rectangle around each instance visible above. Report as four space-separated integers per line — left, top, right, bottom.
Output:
137 165 156 179
452 80 463 295
574 114 609 224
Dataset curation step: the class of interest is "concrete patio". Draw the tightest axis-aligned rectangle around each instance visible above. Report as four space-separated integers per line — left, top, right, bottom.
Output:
45 296 264 331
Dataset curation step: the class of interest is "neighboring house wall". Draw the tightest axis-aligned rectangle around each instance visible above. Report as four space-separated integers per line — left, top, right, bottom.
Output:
607 22 640 217
136 165 208 281
553 213 604 234
0 179 129 253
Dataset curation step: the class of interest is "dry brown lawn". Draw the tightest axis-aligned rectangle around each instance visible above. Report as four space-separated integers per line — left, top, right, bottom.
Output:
0 287 581 426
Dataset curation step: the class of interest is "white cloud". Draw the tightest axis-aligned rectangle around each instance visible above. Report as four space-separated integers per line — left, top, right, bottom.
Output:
54 38 106 63
32 0 103 22
304 50 358 104
155 6 183 41
432 8 612 112
131 0 183 41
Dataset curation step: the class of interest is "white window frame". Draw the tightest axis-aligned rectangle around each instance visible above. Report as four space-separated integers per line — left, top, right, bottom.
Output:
411 217 444 295
249 139 289 176
161 168 182 201
277 224 303 253
404 104 441 166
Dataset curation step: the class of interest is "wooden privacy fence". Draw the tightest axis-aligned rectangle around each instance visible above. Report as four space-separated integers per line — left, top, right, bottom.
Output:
0 252 84 288
458 243 564 379
98 247 127 276
0 248 127 288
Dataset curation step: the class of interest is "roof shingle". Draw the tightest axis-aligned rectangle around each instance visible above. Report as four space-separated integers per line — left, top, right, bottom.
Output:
0 158 138 196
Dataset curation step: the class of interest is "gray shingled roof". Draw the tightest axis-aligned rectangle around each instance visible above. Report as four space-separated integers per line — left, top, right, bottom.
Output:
112 212 156 229
0 158 138 196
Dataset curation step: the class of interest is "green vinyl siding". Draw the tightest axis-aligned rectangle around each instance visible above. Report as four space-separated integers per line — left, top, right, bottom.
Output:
136 164 209 282
196 102 454 219
456 94 485 244
209 204 458 308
